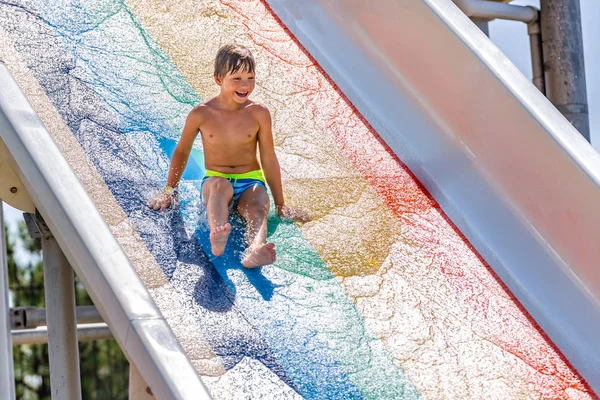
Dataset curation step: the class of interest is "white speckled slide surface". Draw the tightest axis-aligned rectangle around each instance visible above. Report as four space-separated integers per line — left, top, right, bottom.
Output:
1 0 599 398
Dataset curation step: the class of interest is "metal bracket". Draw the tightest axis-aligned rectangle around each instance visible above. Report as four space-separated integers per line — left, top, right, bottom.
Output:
0 138 35 213
10 305 103 330
10 307 30 330
23 210 52 239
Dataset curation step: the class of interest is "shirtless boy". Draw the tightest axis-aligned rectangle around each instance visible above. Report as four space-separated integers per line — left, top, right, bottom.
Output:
149 44 307 268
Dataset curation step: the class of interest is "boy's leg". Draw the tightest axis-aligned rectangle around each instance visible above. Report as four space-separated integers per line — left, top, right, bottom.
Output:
202 177 233 256
236 185 275 268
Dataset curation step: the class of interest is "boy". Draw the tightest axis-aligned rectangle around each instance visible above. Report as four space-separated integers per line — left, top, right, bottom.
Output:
149 44 307 268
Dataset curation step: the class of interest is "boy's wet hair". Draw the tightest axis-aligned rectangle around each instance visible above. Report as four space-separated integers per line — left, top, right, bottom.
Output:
214 44 256 78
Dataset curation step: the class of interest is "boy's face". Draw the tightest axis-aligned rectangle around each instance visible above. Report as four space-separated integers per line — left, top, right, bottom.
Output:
216 68 255 104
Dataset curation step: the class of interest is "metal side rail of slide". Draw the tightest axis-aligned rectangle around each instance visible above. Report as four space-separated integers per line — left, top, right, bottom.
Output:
266 0 600 393
0 62 211 399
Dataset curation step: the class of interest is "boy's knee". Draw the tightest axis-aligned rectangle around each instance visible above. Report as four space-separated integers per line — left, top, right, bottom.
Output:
209 177 233 196
244 198 269 215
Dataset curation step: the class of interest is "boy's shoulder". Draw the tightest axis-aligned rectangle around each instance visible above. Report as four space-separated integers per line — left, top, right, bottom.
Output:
246 101 269 111
246 101 271 119
190 99 270 121
192 101 213 114
186 102 213 124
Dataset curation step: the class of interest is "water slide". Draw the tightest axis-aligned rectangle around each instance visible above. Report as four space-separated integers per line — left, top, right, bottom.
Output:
1 0 599 398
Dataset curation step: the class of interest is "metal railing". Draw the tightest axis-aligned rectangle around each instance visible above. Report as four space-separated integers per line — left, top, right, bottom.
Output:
0 62 211 399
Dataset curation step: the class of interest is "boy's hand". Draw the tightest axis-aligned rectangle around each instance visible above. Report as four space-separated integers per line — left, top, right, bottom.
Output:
277 205 310 222
149 191 174 211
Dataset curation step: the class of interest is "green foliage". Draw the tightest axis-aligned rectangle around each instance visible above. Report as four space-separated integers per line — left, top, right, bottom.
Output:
6 220 129 399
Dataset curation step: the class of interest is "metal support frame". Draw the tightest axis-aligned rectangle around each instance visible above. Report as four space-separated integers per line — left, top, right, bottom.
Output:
452 0 537 23
452 0 544 93
528 17 546 94
0 201 16 400
26 212 82 400
454 0 589 140
12 323 112 346
10 305 103 329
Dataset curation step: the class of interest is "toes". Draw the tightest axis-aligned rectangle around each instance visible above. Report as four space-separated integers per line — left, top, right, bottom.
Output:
211 223 231 235
241 243 277 268
209 224 231 257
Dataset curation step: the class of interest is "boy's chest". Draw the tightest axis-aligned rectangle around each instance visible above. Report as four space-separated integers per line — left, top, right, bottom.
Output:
201 112 259 144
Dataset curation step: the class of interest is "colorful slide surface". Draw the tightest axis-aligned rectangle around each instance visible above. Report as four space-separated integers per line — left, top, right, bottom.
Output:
0 0 599 399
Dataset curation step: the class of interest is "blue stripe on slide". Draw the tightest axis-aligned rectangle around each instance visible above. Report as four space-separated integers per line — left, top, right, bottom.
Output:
158 137 205 181
0 1 373 398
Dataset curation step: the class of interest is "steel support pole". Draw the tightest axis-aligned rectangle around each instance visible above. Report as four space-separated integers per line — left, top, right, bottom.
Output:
540 0 590 141
41 223 82 400
528 17 546 94
12 323 112 346
0 202 15 400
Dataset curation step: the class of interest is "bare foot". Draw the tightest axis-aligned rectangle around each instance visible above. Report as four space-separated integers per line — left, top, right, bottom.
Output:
241 242 276 268
210 223 231 256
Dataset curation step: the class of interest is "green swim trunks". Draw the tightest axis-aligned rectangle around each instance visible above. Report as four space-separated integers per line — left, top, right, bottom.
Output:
201 169 267 200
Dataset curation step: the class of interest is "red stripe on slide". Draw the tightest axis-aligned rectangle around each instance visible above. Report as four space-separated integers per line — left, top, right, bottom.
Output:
221 0 597 397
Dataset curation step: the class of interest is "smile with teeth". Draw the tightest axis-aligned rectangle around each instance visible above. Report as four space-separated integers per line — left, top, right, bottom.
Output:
236 91 249 97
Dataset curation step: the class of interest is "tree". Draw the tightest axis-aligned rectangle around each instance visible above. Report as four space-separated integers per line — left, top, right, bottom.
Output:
6 219 128 399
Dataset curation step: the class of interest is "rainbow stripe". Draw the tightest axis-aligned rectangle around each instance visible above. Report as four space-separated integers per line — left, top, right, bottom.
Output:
0 0 595 398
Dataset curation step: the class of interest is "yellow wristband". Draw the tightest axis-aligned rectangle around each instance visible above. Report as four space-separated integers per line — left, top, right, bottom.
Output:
165 185 176 196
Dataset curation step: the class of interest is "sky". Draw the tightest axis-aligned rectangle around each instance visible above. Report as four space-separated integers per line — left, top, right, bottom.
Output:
2 0 600 257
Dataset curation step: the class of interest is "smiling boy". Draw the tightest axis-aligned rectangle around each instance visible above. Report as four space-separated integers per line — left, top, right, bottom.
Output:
149 44 307 268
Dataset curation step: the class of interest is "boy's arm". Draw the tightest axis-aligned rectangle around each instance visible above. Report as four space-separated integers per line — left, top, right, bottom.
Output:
256 106 285 209
256 105 309 221
149 108 202 211
166 107 203 190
